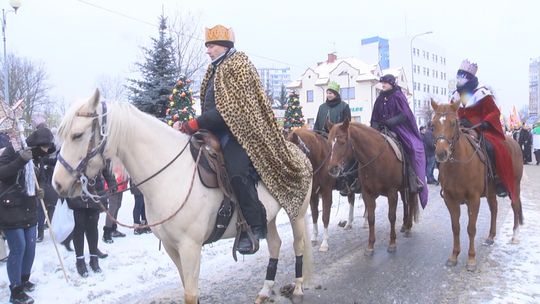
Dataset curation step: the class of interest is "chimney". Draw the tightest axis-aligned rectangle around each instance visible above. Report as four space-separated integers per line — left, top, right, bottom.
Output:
327 53 337 64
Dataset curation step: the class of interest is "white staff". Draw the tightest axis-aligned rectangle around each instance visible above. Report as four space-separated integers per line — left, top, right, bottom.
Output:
9 99 69 283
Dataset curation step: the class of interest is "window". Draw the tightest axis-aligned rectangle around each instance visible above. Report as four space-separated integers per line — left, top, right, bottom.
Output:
306 90 314 102
426 69 430 77
307 118 314 127
423 84 427 92
427 85 430 93
340 87 355 100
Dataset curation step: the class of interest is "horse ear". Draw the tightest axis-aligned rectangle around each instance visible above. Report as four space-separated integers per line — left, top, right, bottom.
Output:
88 88 100 110
290 132 299 144
342 117 350 129
325 118 334 132
450 100 460 112
430 99 438 111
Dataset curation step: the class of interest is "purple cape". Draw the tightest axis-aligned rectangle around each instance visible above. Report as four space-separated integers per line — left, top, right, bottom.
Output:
371 88 428 208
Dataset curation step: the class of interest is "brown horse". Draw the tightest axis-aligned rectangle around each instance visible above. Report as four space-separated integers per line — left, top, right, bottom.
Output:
287 128 358 252
327 120 419 255
430 100 523 271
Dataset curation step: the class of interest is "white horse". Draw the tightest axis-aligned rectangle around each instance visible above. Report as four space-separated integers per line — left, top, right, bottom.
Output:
52 90 313 304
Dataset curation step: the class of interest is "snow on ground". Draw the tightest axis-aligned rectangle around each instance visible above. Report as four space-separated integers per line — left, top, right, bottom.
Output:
1 166 539 303
0 192 297 303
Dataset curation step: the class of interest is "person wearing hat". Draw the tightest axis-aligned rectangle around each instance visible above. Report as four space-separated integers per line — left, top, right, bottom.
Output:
313 81 351 133
451 59 515 198
179 25 311 255
313 81 358 195
371 74 428 208
0 126 55 304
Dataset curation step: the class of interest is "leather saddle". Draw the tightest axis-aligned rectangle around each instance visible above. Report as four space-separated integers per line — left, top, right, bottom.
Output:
380 129 421 195
189 130 235 245
188 130 259 259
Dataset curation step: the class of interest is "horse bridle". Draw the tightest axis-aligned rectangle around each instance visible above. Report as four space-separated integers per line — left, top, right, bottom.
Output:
57 102 109 200
434 111 461 158
434 111 482 163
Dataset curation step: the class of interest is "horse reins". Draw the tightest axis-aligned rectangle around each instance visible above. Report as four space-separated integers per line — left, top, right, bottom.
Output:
348 127 388 171
58 101 201 229
434 112 483 164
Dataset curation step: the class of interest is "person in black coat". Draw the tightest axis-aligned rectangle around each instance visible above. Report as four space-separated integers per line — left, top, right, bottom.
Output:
421 124 438 185
67 165 116 278
0 127 55 304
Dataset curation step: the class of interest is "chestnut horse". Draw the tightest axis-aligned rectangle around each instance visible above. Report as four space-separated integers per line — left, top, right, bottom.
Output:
430 101 523 271
287 128 360 252
327 120 419 255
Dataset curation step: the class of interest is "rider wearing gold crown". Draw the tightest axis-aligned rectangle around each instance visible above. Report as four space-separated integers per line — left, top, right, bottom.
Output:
179 25 311 254
451 59 516 198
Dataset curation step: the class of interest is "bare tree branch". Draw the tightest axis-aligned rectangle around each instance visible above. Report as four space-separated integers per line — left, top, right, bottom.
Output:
1 54 53 124
96 74 128 101
168 12 207 89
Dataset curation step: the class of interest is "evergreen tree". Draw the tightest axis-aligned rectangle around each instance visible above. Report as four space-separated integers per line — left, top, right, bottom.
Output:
165 75 196 126
283 91 304 130
127 14 177 117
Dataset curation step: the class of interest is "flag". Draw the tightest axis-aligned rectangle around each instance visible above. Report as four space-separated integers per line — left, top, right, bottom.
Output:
509 105 520 129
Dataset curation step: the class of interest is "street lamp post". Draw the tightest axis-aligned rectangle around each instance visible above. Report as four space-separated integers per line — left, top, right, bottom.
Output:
410 30 433 125
2 0 22 106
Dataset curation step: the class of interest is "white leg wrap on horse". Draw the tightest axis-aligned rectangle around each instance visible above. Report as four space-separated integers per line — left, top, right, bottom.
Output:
293 277 304 296
319 228 329 251
348 204 355 225
258 280 275 297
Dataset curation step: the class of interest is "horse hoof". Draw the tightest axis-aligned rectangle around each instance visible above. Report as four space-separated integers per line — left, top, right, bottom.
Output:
445 259 457 267
387 245 397 253
254 295 269 304
510 238 520 245
280 283 295 298
483 239 495 246
338 220 347 228
344 224 353 230
291 294 304 304
400 226 406 233
403 230 412 238
364 248 374 257
319 244 329 252
466 263 477 272
311 240 318 246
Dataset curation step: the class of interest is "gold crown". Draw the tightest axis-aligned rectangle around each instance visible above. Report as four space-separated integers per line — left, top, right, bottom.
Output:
459 59 478 76
205 25 235 44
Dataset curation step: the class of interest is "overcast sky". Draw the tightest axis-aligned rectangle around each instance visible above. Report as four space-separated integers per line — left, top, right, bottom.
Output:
8 0 539 117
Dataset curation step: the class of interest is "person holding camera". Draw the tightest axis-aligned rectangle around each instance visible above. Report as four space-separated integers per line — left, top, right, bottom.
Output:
0 127 55 304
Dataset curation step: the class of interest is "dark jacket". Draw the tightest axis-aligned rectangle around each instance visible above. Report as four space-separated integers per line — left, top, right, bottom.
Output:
129 178 143 196
0 127 55 229
67 166 117 211
313 98 351 133
422 129 436 157
0 145 38 229
196 51 234 141
37 153 58 206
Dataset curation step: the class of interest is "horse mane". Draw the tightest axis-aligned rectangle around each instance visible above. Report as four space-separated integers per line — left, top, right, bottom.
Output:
58 98 185 161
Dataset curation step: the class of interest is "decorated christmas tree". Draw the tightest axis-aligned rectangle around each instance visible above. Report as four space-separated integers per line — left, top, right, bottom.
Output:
165 75 196 126
283 91 304 130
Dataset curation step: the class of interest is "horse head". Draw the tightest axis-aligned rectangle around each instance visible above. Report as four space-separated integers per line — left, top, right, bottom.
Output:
53 89 109 198
327 118 353 178
431 100 460 163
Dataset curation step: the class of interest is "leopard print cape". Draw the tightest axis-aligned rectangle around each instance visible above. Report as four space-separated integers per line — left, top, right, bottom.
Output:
200 51 312 220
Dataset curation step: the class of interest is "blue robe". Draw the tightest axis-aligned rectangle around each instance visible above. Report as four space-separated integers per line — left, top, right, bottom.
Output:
371 87 428 208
